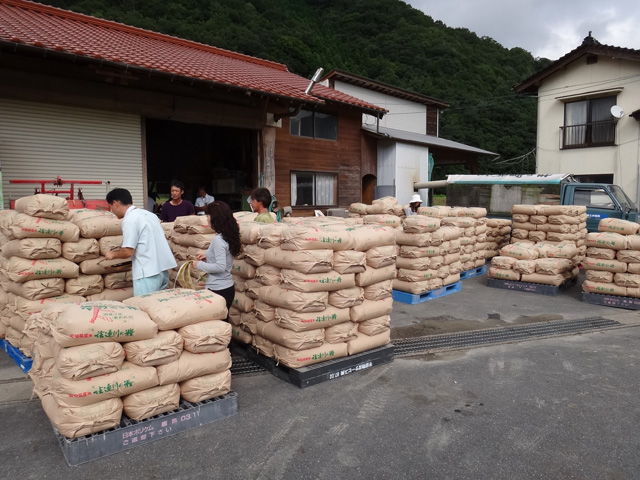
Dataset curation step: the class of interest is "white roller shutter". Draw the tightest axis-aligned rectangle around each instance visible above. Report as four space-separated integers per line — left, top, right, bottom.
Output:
0 98 143 209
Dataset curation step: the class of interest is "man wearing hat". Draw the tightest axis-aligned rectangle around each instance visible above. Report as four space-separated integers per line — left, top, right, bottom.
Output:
406 194 422 216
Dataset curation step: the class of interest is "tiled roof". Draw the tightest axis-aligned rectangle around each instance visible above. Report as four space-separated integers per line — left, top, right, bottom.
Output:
515 39 640 94
324 69 449 108
0 0 386 114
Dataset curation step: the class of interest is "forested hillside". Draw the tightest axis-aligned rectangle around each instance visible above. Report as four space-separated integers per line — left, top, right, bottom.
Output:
45 0 553 178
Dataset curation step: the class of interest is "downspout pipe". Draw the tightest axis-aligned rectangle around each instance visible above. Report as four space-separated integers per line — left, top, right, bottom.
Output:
273 68 324 122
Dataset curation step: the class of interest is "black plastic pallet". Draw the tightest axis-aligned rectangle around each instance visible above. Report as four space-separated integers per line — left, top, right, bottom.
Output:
231 342 394 388
487 276 577 296
54 392 238 466
582 292 640 310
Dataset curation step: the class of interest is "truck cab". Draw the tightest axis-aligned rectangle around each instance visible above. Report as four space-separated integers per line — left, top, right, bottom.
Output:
562 183 639 232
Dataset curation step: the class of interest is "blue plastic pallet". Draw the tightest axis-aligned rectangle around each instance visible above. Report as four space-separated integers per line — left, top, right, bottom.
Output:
0 339 32 373
460 265 487 280
392 280 462 305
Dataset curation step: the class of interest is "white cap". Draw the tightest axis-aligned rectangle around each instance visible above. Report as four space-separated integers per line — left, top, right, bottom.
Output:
410 194 422 204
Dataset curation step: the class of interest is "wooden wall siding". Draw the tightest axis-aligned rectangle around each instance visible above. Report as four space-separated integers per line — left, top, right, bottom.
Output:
360 134 378 177
274 110 363 214
426 108 438 136
0 58 265 130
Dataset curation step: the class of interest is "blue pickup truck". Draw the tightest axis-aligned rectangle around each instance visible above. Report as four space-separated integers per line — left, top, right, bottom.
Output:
441 174 638 232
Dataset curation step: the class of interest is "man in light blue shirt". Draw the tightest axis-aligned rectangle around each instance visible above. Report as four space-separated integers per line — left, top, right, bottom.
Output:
194 186 215 215
105 188 177 296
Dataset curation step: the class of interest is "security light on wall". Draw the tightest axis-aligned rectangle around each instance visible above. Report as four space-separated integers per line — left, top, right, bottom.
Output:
611 105 624 119
305 68 325 95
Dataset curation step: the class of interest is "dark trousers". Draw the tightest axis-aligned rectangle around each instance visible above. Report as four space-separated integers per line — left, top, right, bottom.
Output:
208 285 235 317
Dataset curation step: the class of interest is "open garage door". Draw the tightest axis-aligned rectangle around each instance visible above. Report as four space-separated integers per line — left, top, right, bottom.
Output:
145 118 258 212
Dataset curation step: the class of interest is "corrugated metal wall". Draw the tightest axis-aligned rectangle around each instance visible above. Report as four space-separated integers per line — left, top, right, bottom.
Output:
0 98 144 209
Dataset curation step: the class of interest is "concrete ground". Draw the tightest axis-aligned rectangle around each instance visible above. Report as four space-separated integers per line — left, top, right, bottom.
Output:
2 271 640 479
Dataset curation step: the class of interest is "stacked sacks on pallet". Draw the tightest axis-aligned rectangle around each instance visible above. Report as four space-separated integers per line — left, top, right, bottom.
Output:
38 300 160 438
485 219 513 259
65 208 135 302
582 218 640 297
393 210 462 294
351 201 506 271
0 195 85 355
0 211 16 341
124 289 232 407
349 196 406 219
232 217 395 367
0 289 8 339
33 288 232 438
489 241 579 286
28 303 78 399
446 207 488 271
226 213 262 345
510 204 588 262
418 206 503 268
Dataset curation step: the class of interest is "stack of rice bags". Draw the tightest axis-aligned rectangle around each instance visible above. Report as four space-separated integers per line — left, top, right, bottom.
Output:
0 289 8 340
485 218 513 259
34 288 231 439
166 215 214 290
230 218 395 368
582 218 640 297
393 208 462 294
510 204 588 262
489 241 579 286
419 206 489 273
37 300 160 438
348 196 406 219
65 208 134 302
0 195 85 355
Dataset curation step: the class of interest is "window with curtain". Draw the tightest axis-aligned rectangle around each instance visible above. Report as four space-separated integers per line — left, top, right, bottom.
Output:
290 171 338 207
290 110 338 141
562 95 616 148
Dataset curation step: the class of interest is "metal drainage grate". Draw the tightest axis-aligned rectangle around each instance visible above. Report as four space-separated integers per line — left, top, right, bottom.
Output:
231 355 266 376
393 317 621 357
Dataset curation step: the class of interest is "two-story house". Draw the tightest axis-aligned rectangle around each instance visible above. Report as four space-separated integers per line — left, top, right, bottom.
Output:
515 34 640 205
323 70 496 205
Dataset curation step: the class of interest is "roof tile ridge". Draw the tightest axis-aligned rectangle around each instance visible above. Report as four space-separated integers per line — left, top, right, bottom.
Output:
4 0 290 72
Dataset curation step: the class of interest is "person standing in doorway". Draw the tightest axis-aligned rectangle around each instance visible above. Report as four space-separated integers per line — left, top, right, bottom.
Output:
405 194 422 216
105 188 177 296
194 186 215 215
250 187 275 223
159 180 195 222
192 201 242 314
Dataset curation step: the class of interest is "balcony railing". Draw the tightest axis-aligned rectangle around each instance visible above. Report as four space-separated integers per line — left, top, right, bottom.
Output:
559 120 616 149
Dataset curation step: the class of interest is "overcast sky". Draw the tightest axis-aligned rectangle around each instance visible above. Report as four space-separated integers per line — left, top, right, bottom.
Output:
405 0 640 60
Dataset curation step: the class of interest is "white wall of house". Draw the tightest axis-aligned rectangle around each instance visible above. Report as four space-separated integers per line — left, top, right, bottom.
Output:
535 56 640 203
376 140 430 204
333 80 427 135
